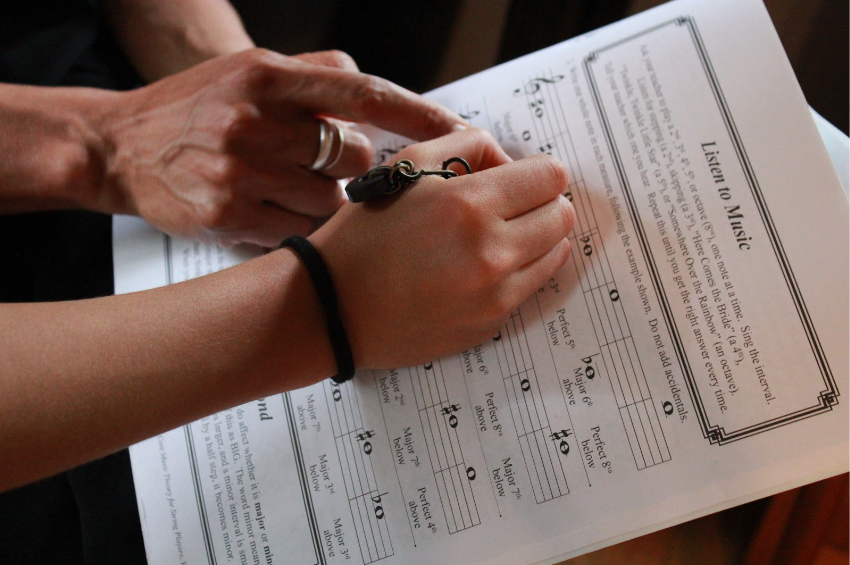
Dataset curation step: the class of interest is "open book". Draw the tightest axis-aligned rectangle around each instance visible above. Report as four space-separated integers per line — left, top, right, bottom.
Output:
113 0 849 563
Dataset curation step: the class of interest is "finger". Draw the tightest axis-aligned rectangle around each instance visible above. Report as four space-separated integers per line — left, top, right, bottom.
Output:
502 195 576 269
236 167 344 218
256 54 468 140
395 128 511 174
285 118 373 177
322 123 374 179
289 50 359 72
230 204 316 248
504 237 572 306
462 154 569 220
228 114 371 177
227 112 323 170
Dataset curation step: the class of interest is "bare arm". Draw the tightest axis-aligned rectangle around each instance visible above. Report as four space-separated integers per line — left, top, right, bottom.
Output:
100 0 255 81
0 249 332 491
0 130 576 493
0 49 467 243
0 84 114 214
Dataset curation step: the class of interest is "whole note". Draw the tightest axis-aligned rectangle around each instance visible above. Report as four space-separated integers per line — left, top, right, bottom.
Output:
551 430 572 456
530 99 545 118
580 235 593 257
372 493 386 520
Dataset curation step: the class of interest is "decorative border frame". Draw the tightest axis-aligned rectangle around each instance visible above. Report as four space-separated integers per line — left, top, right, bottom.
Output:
584 16 839 445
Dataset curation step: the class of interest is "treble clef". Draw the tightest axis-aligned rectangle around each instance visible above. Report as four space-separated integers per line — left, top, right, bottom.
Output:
513 75 565 96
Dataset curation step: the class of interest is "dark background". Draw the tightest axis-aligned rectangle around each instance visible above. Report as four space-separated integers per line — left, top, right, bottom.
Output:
230 0 848 134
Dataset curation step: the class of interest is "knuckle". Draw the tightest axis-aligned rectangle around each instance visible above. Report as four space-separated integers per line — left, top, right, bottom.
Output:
472 128 506 163
440 189 480 228
243 47 278 69
419 103 453 136
239 48 282 88
196 162 243 230
466 236 506 284
560 238 573 262
352 75 391 118
197 197 235 231
221 103 259 139
467 127 498 147
538 155 569 192
473 246 510 283
546 239 571 274
216 158 244 185
485 291 515 324
558 195 577 235
326 49 358 70
212 234 238 249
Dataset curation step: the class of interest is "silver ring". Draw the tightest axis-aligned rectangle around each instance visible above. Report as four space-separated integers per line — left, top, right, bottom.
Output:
324 126 345 171
309 119 334 171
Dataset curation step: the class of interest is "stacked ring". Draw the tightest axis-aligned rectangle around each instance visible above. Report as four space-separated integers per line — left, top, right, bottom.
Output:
309 119 346 172
309 120 334 171
325 126 345 171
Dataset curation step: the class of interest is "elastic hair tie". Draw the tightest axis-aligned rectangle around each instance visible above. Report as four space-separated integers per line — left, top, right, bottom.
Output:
280 236 355 384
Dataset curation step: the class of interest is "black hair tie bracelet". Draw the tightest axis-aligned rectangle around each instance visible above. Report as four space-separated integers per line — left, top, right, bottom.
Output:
280 236 355 384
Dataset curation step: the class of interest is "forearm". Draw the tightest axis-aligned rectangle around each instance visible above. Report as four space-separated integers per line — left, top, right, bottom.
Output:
0 84 119 214
101 0 255 82
0 249 333 492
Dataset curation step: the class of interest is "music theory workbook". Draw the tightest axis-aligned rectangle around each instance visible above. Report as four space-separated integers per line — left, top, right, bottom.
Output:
114 0 848 563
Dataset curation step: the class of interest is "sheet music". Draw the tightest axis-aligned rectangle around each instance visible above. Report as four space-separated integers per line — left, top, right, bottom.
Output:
114 1 848 564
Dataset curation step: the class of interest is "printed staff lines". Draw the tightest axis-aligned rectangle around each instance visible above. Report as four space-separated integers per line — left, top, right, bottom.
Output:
520 70 671 470
410 362 481 534
493 310 570 504
323 381 393 563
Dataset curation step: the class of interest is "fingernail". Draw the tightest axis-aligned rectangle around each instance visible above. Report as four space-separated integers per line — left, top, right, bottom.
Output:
453 123 468 132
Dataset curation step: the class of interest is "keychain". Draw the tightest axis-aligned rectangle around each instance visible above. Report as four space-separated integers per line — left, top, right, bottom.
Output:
345 157 472 203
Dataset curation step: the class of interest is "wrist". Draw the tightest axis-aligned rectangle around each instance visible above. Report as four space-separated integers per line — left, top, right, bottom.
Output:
0 84 120 214
243 248 338 392
280 236 356 383
72 88 131 214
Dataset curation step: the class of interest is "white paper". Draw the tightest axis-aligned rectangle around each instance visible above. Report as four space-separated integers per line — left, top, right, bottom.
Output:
114 1 849 564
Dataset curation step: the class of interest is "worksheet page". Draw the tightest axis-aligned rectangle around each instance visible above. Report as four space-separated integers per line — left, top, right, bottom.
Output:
114 1 849 563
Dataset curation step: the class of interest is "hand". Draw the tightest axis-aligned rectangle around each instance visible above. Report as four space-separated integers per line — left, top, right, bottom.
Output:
98 49 467 246
308 129 577 369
